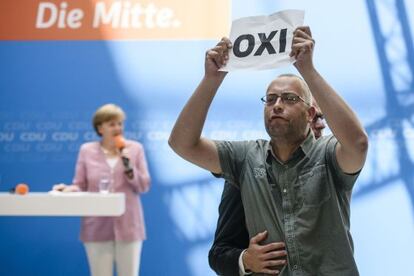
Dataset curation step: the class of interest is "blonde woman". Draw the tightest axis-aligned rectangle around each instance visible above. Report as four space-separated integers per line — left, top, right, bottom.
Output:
54 104 150 276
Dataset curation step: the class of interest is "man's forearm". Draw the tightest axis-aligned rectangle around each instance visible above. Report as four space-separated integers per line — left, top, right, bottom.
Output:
301 68 368 155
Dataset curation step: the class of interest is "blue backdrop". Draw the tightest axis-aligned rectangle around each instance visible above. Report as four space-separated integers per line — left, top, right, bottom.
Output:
1 0 414 275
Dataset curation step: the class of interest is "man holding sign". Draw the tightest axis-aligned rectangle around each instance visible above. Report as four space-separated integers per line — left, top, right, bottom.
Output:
169 10 368 275
209 100 327 276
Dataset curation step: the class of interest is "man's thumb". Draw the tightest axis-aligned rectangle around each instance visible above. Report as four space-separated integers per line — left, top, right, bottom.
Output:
251 230 268 244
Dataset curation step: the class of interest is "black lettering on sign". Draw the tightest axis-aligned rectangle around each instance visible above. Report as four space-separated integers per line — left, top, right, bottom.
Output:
254 31 277 56
279 28 287 53
233 28 289 58
233 34 255 57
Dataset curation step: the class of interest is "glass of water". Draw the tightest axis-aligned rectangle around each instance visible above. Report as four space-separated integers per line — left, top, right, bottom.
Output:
99 176 111 194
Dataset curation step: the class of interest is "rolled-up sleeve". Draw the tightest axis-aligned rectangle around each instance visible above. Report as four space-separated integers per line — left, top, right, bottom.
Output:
326 136 360 191
214 140 249 187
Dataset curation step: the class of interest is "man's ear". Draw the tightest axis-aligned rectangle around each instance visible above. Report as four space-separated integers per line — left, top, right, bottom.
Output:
307 105 316 123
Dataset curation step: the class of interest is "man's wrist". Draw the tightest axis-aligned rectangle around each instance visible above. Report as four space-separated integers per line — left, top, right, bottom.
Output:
238 249 252 275
297 65 318 81
203 74 226 85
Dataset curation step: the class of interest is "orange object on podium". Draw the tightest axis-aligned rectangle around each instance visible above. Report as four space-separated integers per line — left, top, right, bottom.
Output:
15 183 29 195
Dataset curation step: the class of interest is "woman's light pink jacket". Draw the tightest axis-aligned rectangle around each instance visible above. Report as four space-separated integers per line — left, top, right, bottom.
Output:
73 140 150 242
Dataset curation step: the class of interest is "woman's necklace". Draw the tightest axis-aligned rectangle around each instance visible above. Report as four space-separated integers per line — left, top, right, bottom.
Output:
100 144 118 157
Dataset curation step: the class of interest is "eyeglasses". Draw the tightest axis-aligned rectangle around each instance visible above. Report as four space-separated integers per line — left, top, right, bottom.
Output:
261 92 307 106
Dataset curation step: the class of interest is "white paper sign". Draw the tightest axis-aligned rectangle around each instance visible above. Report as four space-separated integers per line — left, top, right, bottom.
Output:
220 10 305 72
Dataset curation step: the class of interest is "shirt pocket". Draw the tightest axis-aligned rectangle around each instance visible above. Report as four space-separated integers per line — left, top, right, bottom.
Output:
296 164 331 208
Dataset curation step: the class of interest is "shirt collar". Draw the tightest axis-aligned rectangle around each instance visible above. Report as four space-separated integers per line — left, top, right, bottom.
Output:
301 129 316 157
266 129 315 163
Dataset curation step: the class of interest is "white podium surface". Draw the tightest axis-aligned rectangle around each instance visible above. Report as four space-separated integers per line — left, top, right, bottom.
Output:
0 192 125 216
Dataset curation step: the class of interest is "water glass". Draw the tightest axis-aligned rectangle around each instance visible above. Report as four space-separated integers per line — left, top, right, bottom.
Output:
99 177 111 194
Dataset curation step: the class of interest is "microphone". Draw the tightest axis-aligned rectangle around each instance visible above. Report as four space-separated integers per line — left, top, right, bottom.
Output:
114 135 133 177
9 183 29 195
114 134 126 150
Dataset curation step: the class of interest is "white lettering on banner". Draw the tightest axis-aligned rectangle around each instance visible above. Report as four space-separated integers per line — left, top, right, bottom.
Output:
220 9 305 72
34 1 181 30
36 2 84 29
124 131 143 140
36 143 63 152
147 130 169 141
93 2 179 29
52 132 79 141
83 131 99 141
0 132 14 142
20 132 47 142
130 120 173 130
68 122 89 130
36 122 63 130
4 144 31 152
94 1 120 28
3 122 31 131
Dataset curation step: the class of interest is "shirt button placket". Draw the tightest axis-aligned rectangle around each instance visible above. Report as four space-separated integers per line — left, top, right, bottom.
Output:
283 168 300 274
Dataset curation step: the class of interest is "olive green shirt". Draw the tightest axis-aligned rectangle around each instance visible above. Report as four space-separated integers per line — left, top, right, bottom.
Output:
214 133 360 276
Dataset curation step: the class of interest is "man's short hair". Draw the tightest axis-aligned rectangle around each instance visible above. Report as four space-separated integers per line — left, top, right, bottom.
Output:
92 104 126 136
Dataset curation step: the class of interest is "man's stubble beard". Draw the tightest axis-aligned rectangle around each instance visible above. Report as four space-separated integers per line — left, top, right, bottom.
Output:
265 111 309 143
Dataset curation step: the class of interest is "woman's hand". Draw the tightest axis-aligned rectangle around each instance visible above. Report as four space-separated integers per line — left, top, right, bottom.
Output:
52 183 80 192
